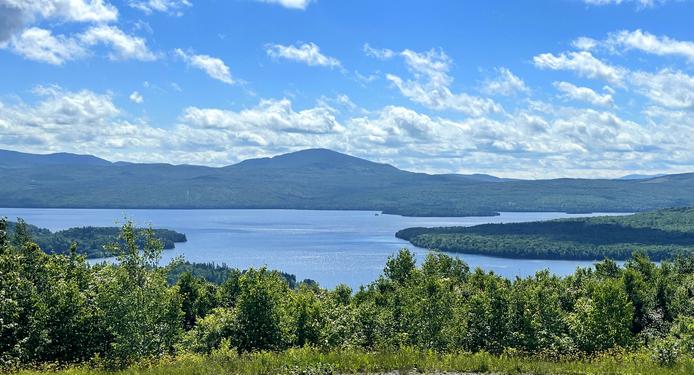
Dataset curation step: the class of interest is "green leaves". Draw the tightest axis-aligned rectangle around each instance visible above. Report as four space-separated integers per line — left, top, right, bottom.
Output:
1 219 693 371
384 249 416 285
568 280 633 353
234 268 291 353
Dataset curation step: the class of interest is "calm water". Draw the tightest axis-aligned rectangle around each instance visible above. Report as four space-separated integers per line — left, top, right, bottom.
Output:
1 208 626 288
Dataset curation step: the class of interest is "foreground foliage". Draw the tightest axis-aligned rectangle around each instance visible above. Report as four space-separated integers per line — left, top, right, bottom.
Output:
397 207 694 260
1 218 693 373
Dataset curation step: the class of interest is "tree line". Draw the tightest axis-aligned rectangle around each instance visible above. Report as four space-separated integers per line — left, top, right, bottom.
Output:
0 218 692 371
6 219 186 258
396 207 694 260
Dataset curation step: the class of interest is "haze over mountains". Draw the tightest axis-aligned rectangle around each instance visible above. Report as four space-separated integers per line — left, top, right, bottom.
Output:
1 148 693 217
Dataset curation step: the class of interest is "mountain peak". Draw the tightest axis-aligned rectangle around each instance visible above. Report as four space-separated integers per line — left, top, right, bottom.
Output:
231 148 397 171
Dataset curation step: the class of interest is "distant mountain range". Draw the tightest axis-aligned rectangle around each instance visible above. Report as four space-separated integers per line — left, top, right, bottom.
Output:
1 148 693 217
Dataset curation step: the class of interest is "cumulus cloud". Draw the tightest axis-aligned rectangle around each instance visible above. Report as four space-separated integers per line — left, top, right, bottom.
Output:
533 51 626 85
180 98 343 135
256 0 313 10
7 27 86 64
535 37 694 111
266 42 342 69
0 0 118 42
0 86 166 158
553 81 614 107
4 85 694 178
6 25 156 63
600 29 694 62
0 2 28 42
481 68 529 96
1 0 158 64
79 25 157 61
630 69 694 109
342 102 677 177
385 48 502 116
168 99 348 163
176 49 235 84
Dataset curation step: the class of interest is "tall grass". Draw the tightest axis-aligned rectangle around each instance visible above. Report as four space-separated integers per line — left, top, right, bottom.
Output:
17 347 694 375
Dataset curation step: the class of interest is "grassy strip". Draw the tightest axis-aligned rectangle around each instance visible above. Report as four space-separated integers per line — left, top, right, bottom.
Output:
17 347 694 375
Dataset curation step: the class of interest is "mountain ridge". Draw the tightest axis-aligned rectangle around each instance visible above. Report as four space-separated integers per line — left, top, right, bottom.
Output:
1 148 694 217
4 147 685 182
0 149 112 168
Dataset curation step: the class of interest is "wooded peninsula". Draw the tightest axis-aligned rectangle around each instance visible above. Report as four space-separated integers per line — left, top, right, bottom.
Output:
397 208 694 261
5 220 186 258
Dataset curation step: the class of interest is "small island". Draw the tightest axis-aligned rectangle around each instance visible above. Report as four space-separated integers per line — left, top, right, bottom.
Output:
5 220 187 258
396 207 694 261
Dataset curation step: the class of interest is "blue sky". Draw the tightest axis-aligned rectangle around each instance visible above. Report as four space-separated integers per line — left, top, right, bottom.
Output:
1 0 693 178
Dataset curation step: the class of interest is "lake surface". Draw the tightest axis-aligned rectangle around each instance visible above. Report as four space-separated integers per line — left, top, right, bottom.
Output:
1 208 626 288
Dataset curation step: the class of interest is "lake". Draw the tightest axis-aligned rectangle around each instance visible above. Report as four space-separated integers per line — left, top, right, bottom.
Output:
0 208 626 288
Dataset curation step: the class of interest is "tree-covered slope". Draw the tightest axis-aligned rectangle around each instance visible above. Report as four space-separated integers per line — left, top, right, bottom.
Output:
5 220 186 257
2 148 694 216
2 220 693 372
0 149 112 168
396 208 694 260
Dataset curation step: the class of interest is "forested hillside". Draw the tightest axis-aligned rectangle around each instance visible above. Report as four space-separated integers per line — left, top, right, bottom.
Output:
5 219 186 257
1 219 692 373
2 148 694 216
397 207 694 260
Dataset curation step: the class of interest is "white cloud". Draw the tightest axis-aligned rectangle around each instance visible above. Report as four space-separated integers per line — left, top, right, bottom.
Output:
535 32 694 110
8 0 118 23
8 27 86 64
343 101 676 177
29 84 120 120
385 48 502 116
266 42 341 69
176 49 235 84
604 29 694 62
363 43 394 60
0 86 166 157
173 98 677 177
631 69 694 110
0 0 118 42
0 1 162 64
6 24 156 63
572 37 598 51
553 81 614 107
534 51 694 110
129 91 144 104
4 86 694 178
533 51 626 85
79 25 157 61
256 0 313 10
181 98 343 135
481 67 529 96
129 0 191 15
